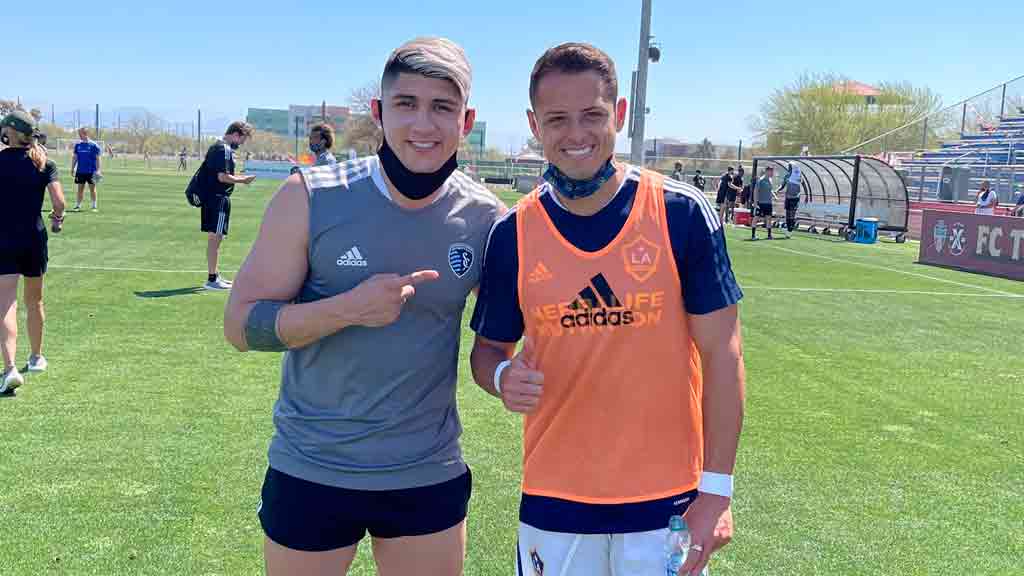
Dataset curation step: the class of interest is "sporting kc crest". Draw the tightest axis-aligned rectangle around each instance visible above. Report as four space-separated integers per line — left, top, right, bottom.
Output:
448 243 474 278
622 235 661 282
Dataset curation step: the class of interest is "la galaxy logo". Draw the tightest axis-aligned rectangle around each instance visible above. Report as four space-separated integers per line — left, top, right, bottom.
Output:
448 243 474 278
622 235 661 282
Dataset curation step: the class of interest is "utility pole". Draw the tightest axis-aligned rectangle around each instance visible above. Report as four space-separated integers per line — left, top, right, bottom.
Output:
629 0 653 165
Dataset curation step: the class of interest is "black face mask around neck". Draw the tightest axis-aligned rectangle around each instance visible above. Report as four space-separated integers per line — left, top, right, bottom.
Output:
375 104 458 201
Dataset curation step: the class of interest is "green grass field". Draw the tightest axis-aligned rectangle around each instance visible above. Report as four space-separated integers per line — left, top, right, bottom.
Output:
2 165 1022 575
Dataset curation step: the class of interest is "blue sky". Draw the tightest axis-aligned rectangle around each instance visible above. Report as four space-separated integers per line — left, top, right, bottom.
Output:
8 0 1020 152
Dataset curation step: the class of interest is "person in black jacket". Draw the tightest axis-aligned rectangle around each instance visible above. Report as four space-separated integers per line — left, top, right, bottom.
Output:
0 111 66 393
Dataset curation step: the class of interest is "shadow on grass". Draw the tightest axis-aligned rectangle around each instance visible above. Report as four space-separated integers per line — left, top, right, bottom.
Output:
134 287 207 299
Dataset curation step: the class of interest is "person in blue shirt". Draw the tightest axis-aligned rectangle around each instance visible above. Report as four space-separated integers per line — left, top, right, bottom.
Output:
71 127 102 211
1012 185 1024 217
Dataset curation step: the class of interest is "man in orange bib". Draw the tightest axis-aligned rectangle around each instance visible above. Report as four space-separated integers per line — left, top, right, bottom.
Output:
470 43 746 576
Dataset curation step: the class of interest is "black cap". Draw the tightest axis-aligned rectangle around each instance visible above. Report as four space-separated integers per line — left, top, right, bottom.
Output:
1 110 37 136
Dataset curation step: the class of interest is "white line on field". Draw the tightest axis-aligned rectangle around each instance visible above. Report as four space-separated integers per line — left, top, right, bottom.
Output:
757 243 1022 297
743 286 1024 298
50 264 236 274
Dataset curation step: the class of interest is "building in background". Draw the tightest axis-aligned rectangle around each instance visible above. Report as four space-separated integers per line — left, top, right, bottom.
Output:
246 108 290 136
288 105 350 136
247 104 351 137
644 137 690 158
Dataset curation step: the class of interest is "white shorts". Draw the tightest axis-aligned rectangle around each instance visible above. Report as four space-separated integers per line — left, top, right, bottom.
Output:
516 523 707 576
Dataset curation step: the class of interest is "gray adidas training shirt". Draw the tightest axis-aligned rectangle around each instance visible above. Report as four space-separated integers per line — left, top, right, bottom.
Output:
268 156 502 490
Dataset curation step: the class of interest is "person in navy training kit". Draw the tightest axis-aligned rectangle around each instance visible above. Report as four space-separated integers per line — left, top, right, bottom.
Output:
71 127 102 212
470 42 743 576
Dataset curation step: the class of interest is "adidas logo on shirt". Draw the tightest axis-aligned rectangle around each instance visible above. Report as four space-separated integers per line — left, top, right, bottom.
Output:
528 261 554 284
562 273 634 328
337 246 368 267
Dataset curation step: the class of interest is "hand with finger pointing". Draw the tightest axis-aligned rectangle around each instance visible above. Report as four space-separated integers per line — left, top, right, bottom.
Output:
343 270 440 327
498 338 545 414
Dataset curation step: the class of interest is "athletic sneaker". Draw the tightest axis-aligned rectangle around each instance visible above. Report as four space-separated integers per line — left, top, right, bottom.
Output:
26 355 48 373
1 367 24 394
91 205 98 212
72 204 81 212
204 277 232 291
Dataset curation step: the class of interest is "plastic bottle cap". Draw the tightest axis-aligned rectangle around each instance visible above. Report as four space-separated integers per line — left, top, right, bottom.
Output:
669 515 686 531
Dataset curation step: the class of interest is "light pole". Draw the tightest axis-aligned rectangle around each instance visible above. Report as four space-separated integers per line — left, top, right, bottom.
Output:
629 0 659 165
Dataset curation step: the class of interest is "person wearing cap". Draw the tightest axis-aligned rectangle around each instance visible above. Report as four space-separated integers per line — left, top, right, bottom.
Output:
223 37 503 575
71 127 102 212
0 111 66 394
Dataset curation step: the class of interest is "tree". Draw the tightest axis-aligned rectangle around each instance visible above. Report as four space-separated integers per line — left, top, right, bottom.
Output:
696 138 714 159
339 82 382 155
750 74 945 155
29 108 42 122
0 99 18 117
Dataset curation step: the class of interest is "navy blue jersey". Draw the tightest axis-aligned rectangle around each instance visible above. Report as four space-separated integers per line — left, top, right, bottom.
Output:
472 167 742 344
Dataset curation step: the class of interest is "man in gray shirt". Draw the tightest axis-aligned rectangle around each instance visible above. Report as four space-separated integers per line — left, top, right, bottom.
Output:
751 165 777 240
224 37 503 576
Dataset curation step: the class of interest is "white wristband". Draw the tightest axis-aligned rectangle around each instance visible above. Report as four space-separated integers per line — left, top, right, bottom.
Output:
698 471 734 498
494 360 512 395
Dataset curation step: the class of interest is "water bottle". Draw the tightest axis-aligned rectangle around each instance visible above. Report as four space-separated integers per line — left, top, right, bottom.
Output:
665 515 690 576
665 515 708 576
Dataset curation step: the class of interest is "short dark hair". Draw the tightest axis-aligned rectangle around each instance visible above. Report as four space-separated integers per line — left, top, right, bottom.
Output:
529 43 618 107
225 121 253 138
310 123 335 149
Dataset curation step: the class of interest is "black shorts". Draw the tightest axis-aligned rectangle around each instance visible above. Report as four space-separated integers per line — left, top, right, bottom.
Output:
757 203 774 217
258 467 472 552
200 195 231 235
0 239 48 277
785 197 800 212
74 172 96 185
715 189 728 205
